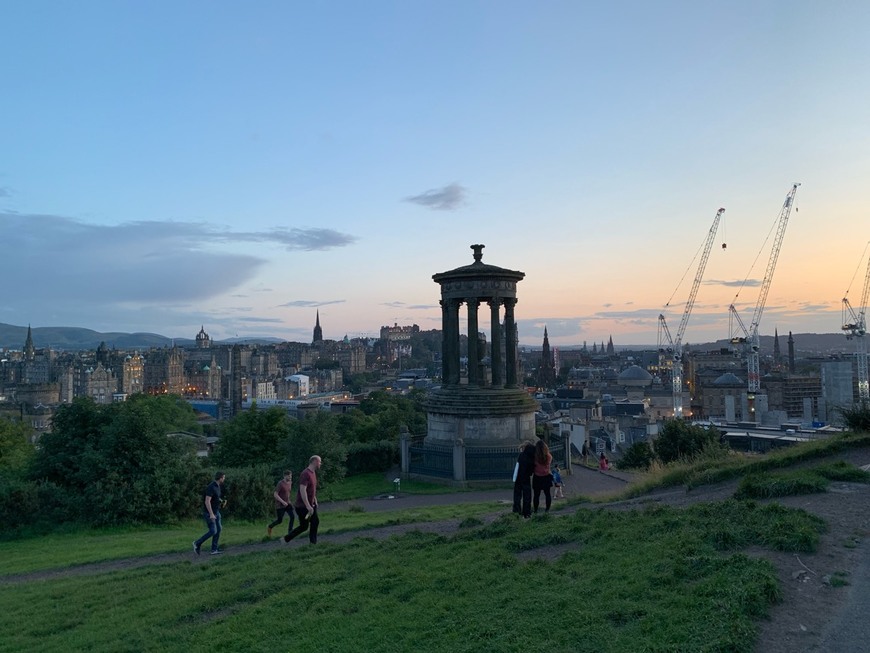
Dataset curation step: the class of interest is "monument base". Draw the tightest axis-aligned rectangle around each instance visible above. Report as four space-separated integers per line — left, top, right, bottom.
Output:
423 386 538 446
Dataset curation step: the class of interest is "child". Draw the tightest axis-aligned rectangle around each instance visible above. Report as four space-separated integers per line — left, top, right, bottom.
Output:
599 452 611 471
552 464 564 498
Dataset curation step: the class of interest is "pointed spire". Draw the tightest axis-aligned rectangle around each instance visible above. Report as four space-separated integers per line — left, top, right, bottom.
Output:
313 309 323 344
24 324 35 361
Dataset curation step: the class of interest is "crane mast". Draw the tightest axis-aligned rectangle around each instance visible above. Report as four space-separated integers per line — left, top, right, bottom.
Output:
730 183 800 392
659 207 725 418
842 245 870 401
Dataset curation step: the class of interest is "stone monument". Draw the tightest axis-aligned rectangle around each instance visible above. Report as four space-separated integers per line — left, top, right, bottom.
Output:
424 244 537 446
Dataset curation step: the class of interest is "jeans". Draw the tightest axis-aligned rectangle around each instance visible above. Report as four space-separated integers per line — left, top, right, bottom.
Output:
283 505 319 544
513 481 531 517
268 505 295 533
195 511 222 551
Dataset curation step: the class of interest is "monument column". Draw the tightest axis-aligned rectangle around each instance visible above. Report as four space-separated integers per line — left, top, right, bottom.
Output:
467 298 480 386
447 299 462 385
503 298 518 388
488 298 502 387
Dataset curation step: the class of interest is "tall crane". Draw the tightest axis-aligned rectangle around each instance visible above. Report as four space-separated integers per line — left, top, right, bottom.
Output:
729 183 801 393
659 207 726 418
842 243 870 401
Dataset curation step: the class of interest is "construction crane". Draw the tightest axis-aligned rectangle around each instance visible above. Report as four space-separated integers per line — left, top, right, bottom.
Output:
729 183 801 393
842 242 870 401
658 207 726 418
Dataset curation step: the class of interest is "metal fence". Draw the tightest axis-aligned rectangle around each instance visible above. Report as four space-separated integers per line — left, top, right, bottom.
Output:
408 442 453 478
465 446 518 480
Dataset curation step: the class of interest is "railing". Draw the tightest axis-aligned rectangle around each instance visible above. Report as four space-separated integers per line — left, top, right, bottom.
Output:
408 443 453 478
465 446 518 480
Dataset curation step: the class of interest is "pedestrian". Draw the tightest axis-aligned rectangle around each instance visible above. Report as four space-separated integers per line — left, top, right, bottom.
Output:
267 470 295 538
581 440 590 466
532 439 553 513
552 464 564 499
193 471 226 556
283 455 322 545
599 452 611 471
512 441 535 518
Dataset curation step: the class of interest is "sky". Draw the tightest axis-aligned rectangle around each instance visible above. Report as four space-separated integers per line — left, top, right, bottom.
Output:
2 1 870 347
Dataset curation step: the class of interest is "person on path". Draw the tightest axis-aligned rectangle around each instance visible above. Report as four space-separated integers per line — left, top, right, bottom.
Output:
599 452 611 471
552 464 564 499
193 471 226 555
581 440 590 466
283 455 322 545
532 440 554 513
512 441 536 518
267 470 295 538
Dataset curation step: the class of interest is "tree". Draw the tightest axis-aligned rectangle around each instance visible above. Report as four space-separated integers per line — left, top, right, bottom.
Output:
618 441 655 470
654 420 721 464
30 395 203 526
211 404 291 468
0 417 34 474
284 412 347 485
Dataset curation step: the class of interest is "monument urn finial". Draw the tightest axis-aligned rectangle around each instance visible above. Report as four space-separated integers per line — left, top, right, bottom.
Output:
471 244 485 263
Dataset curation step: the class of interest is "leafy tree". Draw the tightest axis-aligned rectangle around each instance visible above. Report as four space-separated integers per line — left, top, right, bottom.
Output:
618 441 655 470
0 417 34 474
654 420 722 464
212 404 291 468
284 411 347 485
30 395 203 526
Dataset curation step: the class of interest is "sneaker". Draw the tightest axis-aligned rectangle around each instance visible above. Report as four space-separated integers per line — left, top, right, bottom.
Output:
193 542 201 555
267 527 272 537
210 549 222 555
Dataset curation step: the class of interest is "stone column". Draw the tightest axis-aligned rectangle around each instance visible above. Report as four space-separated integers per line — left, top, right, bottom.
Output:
504 298 518 388
467 299 480 386
440 299 450 384
447 299 462 385
489 299 502 387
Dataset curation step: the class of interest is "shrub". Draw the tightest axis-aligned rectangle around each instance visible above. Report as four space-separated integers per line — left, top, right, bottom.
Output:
218 465 274 521
618 441 654 470
654 420 723 464
346 440 399 475
840 401 870 433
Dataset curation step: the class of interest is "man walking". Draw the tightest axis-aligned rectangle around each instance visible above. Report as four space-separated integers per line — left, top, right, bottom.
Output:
194 471 226 555
283 455 321 545
267 470 295 538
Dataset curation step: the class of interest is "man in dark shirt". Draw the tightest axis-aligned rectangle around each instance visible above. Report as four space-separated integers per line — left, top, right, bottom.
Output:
512 442 535 518
193 471 225 555
283 455 321 545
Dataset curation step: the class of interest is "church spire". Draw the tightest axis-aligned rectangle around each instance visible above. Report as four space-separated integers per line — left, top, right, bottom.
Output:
24 324 35 361
313 310 323 344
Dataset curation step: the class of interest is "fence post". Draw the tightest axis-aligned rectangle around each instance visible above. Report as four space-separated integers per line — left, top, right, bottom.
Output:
400 432 411 478
562 431 571 474
453 438 466 483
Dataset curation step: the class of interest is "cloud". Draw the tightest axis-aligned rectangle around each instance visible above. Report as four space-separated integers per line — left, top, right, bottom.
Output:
277 300 345 308
0 187 10 198
383 301 437 310
705 278 762 288
404 182 467 211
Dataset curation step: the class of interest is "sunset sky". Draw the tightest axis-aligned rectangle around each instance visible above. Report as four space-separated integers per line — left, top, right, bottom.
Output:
2 2 869 347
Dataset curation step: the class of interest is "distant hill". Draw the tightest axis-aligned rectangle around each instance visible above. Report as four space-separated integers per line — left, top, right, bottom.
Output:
0 323 284 351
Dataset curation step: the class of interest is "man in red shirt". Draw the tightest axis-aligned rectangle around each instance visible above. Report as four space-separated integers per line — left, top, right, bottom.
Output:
283 455 322 545
267 470 294 538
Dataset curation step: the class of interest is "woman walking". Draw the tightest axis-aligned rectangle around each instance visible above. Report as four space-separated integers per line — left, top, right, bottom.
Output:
532 440 553 514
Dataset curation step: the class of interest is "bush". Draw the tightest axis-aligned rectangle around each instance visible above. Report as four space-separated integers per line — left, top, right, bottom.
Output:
840 401 870 433
654 420 723 464
0 475 40 530
218 465 274 521
618 441 655 470
346 440 399 475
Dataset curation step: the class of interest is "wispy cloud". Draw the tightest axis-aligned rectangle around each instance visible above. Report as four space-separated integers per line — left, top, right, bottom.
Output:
404 182 467 211
383 301 437 310
277 300 346 308
0 187 10 198
705 278 762 288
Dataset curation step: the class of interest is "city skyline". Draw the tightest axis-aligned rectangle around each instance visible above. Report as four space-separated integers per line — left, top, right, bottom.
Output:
2 3 869 346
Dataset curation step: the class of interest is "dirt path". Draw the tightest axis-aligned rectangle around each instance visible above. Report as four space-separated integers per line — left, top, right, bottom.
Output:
3 451 868 652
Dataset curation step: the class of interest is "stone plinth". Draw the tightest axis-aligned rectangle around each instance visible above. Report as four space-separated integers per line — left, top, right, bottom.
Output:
424 386 537 446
